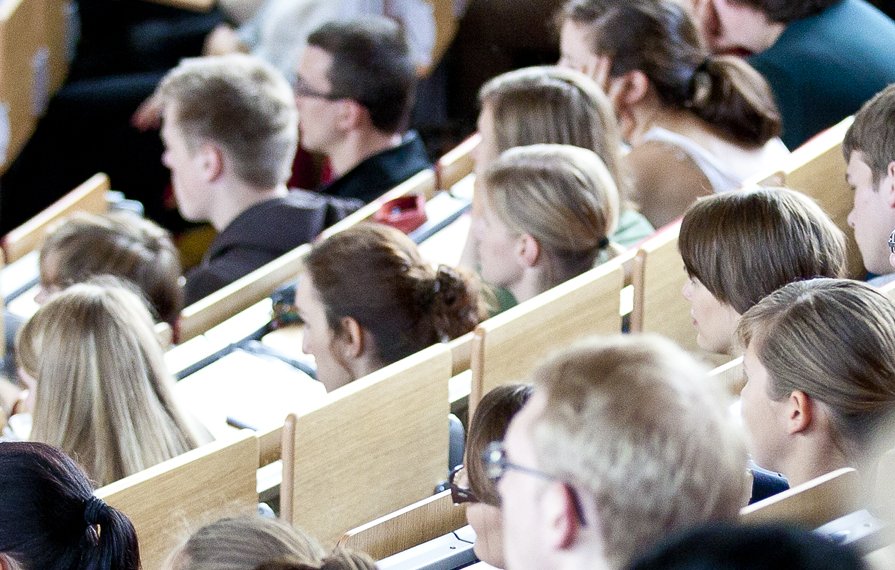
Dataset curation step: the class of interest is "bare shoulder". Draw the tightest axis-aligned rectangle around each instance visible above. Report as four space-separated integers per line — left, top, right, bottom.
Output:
626 141 713 228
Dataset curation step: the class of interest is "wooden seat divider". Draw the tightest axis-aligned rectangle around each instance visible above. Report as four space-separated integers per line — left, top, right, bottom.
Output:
281 343 453 546
95 431 259 570
740 467 861 529
708 356 744 397
338 490 467 561
1 173 110 263
469 251 633 415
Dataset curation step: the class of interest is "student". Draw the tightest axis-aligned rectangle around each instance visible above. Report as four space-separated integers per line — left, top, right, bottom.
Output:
294 18 431 204
254 549 377 570
679 187 846 355
157 54 361 305
296 223 485 392
558 0 788 227
476 144 620 305
737 278 895 487
166 516 324 570
450 383 532 568
691 0 895 148
844 84 895 285
493 335 748 570
0 441 141 570
472 65 654 248
14 280 204 486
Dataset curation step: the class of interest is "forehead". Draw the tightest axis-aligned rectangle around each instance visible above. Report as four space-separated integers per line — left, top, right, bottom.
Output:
504 391 546 459
298 45 335 85
846 151 874 182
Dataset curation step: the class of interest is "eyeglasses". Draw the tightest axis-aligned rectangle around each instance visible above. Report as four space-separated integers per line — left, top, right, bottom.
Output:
888 229 895 254
449 465 478 505
292 74 344 101
482 441 588 526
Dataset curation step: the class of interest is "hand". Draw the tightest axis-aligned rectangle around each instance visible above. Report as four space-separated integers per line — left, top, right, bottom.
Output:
131 92 163 132
203 24 246 56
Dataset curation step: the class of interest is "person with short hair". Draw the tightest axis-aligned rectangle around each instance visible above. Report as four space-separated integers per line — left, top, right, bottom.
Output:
737 278 895 487
14 280 204 486
296 223 486 392
476 144 621 304
679 187 847 355
0 442 141 570
166 516 325 570
844 84 895 286
690 0 895 148
558 0 788 227
157 54 361 305
450 383 533 568
295 17 431 204
494 335 749 570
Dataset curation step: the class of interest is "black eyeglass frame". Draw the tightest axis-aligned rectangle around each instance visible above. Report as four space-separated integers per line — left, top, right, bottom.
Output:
292 74 346 101
888 229 895 255
448 464 478 505
482 440 588 526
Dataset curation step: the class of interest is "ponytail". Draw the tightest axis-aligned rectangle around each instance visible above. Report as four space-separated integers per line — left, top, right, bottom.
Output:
688 56 781 146
79 496 141 570
428 265 488 341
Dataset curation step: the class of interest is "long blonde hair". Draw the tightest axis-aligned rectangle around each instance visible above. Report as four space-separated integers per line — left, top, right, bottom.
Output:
17 279 200 486
482 144 621 289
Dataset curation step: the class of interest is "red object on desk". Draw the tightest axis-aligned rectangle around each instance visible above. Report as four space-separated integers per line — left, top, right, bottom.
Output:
373 194 427 234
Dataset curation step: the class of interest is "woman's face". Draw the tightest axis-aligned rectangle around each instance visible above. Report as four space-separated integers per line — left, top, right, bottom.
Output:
295 274 354 392
474 197 525 291
681 275 741 354
467 502 505 567
740 342 790 473
474 104 501 177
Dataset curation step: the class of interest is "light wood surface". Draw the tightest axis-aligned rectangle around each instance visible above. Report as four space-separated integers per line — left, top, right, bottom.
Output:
338 490 468 560
469 251 632 414
740 467 861 529
1 172 110 263
140 0 215 12
281 343 452 546
96 431 259 570
708 356 744 397
0 0 41 174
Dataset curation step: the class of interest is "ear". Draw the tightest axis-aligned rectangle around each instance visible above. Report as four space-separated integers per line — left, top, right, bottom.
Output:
884 161 895 208
518 234 541 268
542 482 582 551
591 55 614 92
338 316 365 360
336 99 366 131
786 390 813 435
198 143 224 182
607 70 650 111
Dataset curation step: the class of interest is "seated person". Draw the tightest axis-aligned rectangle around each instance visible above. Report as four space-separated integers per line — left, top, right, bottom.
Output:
294 18 431 203
255 550 377 570
845 84 895 285
477 144 620 305
494 335 749 569
692 0 895 148
296 223 486 392
463 65 653 264
156 54 361 305
738 278 895 487
558 0 788 227
450 383 533 568
166 516 324 570
630 522 867 569
679 187 846 355
12 280 205 486
0 441 140 569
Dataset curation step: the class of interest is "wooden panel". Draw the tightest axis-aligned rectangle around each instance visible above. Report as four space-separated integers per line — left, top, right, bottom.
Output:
469 252 631 414
1 172 109 262
740 467 860 529
140 0 215 12
0 0 41 174
709 356 744 397
436 134 479 190
338 490 467 560
281 344 452 547
96 432 259 570
39 0 68 92
775 117 864 279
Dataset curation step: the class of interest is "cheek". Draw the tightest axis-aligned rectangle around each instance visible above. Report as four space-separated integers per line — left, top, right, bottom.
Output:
467 504 504 565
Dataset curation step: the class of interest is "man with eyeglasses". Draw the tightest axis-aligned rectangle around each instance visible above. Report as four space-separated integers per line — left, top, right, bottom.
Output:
488 335 749 570
845 84 895 287
294 17 431 204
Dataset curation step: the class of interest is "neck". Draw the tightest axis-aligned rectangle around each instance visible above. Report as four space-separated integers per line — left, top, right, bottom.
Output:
328 130 403 177
509 267 551 304
209 182 289 231
628 103 703 145
751 22 787 53
778 436 850 488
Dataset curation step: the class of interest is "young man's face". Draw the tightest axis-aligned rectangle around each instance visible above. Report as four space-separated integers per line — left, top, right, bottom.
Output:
846 151 895 276
161 105 212 222
294 45 343 155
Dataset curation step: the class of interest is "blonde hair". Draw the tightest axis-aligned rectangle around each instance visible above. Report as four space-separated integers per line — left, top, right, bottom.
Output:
738 278 895 467
170 516 325 570
530 335 748 568
482 144 621 289
479 65 629 199
17 279 200 486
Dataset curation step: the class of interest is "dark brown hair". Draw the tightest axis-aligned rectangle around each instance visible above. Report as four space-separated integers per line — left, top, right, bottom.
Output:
41 211 184 325
843 83 895 186
308 18 416 133
679 187 846 314
466 384 533 506
561 0 781 146
728 0 841 23
304 223 486 367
